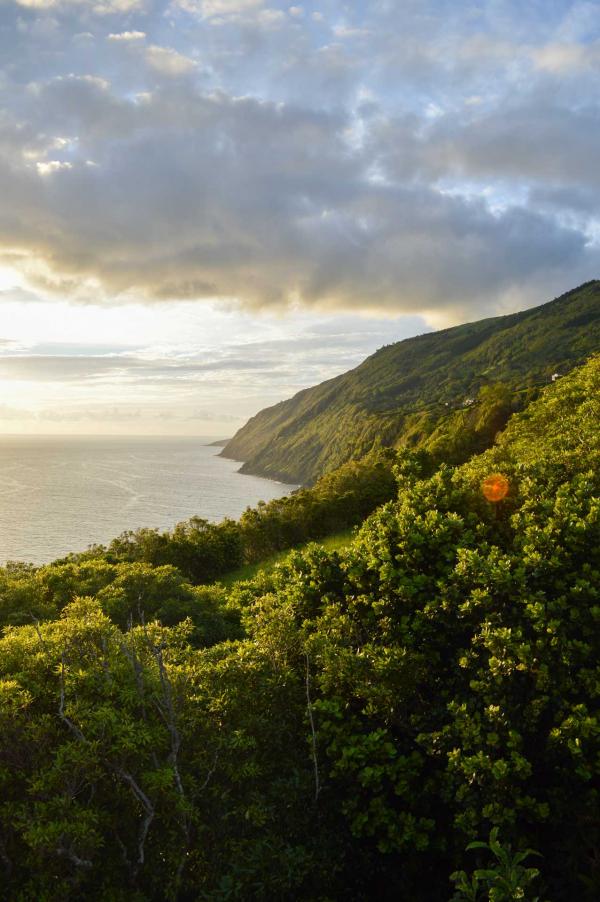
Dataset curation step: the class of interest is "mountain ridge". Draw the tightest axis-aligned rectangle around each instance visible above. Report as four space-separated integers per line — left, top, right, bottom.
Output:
221 280 600 484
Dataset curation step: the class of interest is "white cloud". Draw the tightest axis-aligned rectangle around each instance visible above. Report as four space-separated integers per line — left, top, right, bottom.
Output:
532 41 600 73
91 0 144 12
257 8 284 26
108 31 146 42
36 160 73 175
32 73 111 92
145 44 196 75
13 0 60 7
332 25 370 38
13 0 145 11
0 403 36 420
179 0 264 21
0 294 433 435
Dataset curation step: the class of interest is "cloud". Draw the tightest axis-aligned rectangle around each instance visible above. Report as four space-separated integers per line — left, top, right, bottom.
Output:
39 404 144 421
108 30 146 41
12 0 145 12
0 310 434 396
180 0 264 21
144 45 196 75
5 83 597 317
0 355 142 381
418 100 600 189
91 0 145 13
189 408 243 422
0 403 36 420
0 81 595 319
0 288 43 304
36 160 73 175
532 41 600 73
332 25 370 39
0 0 597 323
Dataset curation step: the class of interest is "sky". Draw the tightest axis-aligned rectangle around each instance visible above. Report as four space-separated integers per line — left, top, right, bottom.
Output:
0 0 598 435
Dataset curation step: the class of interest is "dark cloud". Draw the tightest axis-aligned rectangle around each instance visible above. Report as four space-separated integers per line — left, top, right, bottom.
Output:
420 100 600 188
0 0 598 320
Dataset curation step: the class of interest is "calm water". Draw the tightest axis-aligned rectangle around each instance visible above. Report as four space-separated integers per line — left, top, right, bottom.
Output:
0 436 296 565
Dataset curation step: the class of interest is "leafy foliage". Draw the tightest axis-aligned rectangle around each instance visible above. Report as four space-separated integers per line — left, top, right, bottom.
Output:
451 828 542 901
0 558 240 647
55 450 398 583
0 356 598 899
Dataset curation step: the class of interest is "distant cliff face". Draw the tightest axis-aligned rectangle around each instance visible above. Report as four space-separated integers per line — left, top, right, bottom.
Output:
221 281 600 484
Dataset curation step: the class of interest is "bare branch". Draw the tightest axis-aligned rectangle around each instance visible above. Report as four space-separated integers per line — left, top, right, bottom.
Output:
149 642 185 801
119 638 160 770
115 768 155 867
56 842 92 869
146 638 192 892
29 615 47 652
305 653 321 802
115 832 131 869
100 636 113 687
58 655 86 743
199 749 219 792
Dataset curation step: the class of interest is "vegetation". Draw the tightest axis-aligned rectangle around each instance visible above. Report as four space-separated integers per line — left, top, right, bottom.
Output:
450 829 542 901
58 451 397 585
0 354 598 899
221 280 600 483
217 528 354 588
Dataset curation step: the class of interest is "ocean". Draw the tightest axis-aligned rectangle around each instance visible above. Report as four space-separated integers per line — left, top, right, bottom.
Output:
0 436 297 566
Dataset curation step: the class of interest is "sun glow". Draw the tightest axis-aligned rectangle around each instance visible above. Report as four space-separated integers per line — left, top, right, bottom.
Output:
0 292 425 435
0 265 23 292
482 473 510 503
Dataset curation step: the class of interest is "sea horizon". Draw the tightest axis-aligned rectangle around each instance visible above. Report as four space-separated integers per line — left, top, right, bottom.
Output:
0 436 296 566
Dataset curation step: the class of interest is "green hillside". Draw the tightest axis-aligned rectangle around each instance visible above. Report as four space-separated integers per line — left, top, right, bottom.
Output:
221 280 600 484
0 355 598 899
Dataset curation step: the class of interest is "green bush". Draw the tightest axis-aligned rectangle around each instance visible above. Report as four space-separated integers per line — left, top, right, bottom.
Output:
0 357 598 899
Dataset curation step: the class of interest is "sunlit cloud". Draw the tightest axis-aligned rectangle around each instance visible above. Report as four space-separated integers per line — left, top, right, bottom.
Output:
532 40 600 73
0 1 597 319
0 293 429 433
0 0 598 432
108 30 146 41
144 44 196 75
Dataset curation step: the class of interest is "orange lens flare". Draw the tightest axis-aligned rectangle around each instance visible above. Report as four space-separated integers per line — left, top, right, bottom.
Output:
482 473 509 503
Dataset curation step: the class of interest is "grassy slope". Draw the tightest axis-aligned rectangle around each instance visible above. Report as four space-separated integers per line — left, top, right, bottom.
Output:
221 280 600 484
216 528 354 587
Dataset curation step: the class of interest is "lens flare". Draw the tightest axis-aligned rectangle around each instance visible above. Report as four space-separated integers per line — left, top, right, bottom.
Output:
482 473 509 503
